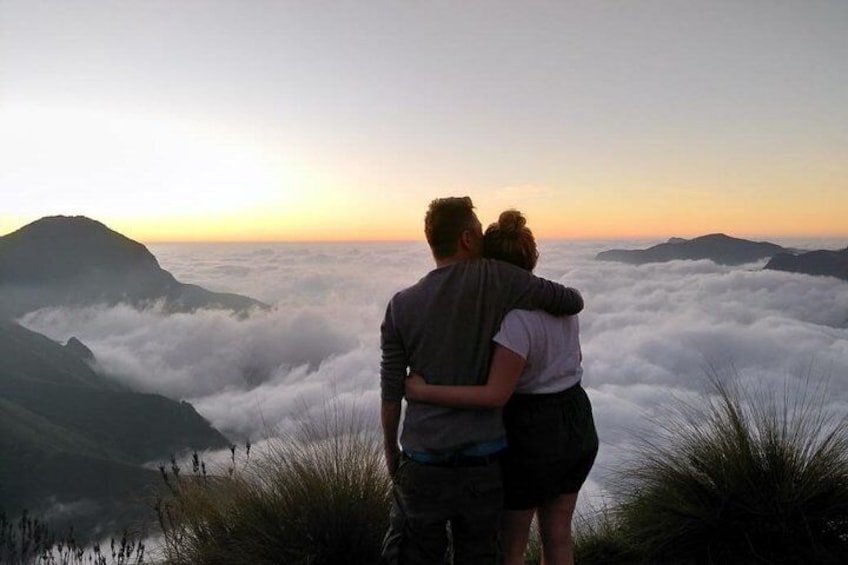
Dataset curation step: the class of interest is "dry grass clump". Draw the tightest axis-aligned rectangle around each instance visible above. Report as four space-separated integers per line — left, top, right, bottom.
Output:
612 377 848 565
518 505 639 565
0 511 144 565
156 377 848 564
571 506 638 565
156 406 391 565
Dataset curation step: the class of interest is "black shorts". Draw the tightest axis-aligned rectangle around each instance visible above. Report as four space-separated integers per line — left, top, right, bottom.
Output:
501 384 598 510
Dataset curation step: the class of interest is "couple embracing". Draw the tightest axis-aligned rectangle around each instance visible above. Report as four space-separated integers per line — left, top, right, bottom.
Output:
380 197 598 564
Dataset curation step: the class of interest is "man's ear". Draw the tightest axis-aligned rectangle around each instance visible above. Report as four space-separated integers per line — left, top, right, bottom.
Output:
459 230 474 252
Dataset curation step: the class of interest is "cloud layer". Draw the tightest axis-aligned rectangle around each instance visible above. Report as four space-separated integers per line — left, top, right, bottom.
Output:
19 238 848 507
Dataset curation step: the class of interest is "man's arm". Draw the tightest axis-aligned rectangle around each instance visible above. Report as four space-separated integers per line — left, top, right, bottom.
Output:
380 300 406 476
502 262 583 316
381 400 402 476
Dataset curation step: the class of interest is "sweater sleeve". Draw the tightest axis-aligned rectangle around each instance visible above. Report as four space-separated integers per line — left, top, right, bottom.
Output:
380 299 407 402
504 262 584 316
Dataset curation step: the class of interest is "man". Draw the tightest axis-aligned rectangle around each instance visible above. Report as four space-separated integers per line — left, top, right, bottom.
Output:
380 197 583 564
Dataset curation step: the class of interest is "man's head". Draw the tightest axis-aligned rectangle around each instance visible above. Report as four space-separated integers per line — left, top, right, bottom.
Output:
424 196 483 262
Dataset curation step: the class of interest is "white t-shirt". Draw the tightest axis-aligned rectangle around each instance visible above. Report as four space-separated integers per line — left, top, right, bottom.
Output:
493 309 582 394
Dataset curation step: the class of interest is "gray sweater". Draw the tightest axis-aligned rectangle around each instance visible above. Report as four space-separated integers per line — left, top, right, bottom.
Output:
380 258 583 453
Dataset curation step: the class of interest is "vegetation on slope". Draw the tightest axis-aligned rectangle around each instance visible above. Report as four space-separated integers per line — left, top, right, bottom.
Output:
156 408 391 565
576 377 848 565
0 510 145 565
9 376 847 564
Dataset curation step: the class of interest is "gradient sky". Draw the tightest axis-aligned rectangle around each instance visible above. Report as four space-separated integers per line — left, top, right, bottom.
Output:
2 1 846 241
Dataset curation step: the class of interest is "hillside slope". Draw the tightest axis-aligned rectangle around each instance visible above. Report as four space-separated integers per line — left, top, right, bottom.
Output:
0 322 229 536
0 215 267 318
596 233 789 265
765 248 848 281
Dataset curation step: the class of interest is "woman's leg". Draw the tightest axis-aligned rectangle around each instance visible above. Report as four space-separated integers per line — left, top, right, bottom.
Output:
537 492 578 565
501 508 535 565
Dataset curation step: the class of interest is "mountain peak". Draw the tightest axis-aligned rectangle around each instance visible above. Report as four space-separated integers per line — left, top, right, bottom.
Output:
23 214 108 228
0 215 163 286
597 233 788 266
0 215 267 318
9 215 136 245
65 336 95 361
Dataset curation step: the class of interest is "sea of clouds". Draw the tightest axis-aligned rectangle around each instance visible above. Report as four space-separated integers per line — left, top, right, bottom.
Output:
18 237 848 508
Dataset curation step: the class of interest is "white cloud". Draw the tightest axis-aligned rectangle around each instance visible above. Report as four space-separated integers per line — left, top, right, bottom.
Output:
18 238 848 510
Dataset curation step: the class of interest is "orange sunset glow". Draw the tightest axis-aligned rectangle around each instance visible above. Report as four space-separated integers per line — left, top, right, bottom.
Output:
2 2 846 243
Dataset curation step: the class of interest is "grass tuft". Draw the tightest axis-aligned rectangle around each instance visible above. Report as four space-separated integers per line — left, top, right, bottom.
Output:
572 505 638 565
612 376 848 564
156 404 391 565
0 510 145 565
154 376 848 564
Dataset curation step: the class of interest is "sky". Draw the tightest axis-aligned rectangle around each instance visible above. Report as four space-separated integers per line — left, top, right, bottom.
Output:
1 1 847 241
19 239 848 515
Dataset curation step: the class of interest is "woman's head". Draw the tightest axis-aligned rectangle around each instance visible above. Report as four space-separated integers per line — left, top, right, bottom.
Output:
483 210 538 272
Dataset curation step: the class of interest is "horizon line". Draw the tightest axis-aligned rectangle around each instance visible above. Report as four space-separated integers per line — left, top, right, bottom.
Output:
140 233 848 245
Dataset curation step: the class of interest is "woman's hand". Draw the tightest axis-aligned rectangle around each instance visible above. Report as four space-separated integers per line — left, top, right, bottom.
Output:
405 372 427 401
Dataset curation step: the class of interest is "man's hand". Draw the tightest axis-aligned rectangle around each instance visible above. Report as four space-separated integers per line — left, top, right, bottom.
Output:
384 444 401 477
405 372 427 402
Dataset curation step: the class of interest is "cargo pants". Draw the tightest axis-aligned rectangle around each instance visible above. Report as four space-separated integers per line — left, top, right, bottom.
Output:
381 455 503 564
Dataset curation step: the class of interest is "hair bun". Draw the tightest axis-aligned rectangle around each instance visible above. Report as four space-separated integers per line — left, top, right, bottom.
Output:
497 210 527 236
483 208 538 271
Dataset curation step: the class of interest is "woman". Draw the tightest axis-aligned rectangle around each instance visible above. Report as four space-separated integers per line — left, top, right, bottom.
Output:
405 210 598 565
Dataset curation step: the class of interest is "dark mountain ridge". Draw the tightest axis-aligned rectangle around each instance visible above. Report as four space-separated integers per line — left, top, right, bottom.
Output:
596 233 790 266
0 215 267 318
765 247 848 281
0 216 252 538
0 321 228 536
0 321 122 390
0 216 163 283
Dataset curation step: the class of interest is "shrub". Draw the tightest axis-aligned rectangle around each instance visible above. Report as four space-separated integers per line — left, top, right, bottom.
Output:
613 376 848 564
572 506 638 565
156 406 392 565
518 504 639 565
0 510 145 565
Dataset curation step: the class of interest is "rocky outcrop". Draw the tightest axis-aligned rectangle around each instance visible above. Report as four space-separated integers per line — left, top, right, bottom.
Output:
64 336 95 361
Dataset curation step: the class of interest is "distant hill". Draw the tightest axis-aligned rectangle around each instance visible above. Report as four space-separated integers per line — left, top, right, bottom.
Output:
0 216 267 319
764 248 848 281
0 321 229 536
596 233 790 266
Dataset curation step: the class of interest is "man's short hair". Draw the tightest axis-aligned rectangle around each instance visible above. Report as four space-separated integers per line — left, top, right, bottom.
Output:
425 196 477 259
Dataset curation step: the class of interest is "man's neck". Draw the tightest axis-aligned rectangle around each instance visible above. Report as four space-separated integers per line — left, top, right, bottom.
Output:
434 253 475 269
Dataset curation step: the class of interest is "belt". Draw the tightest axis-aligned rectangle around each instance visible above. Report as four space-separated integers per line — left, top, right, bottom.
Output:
401 450 502 467
402 437 507 467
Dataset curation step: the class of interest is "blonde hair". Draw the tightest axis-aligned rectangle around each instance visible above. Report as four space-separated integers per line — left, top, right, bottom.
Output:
483 210 538 272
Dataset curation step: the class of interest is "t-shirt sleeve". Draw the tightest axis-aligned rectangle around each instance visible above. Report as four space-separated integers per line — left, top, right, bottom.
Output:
493 311 531 360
